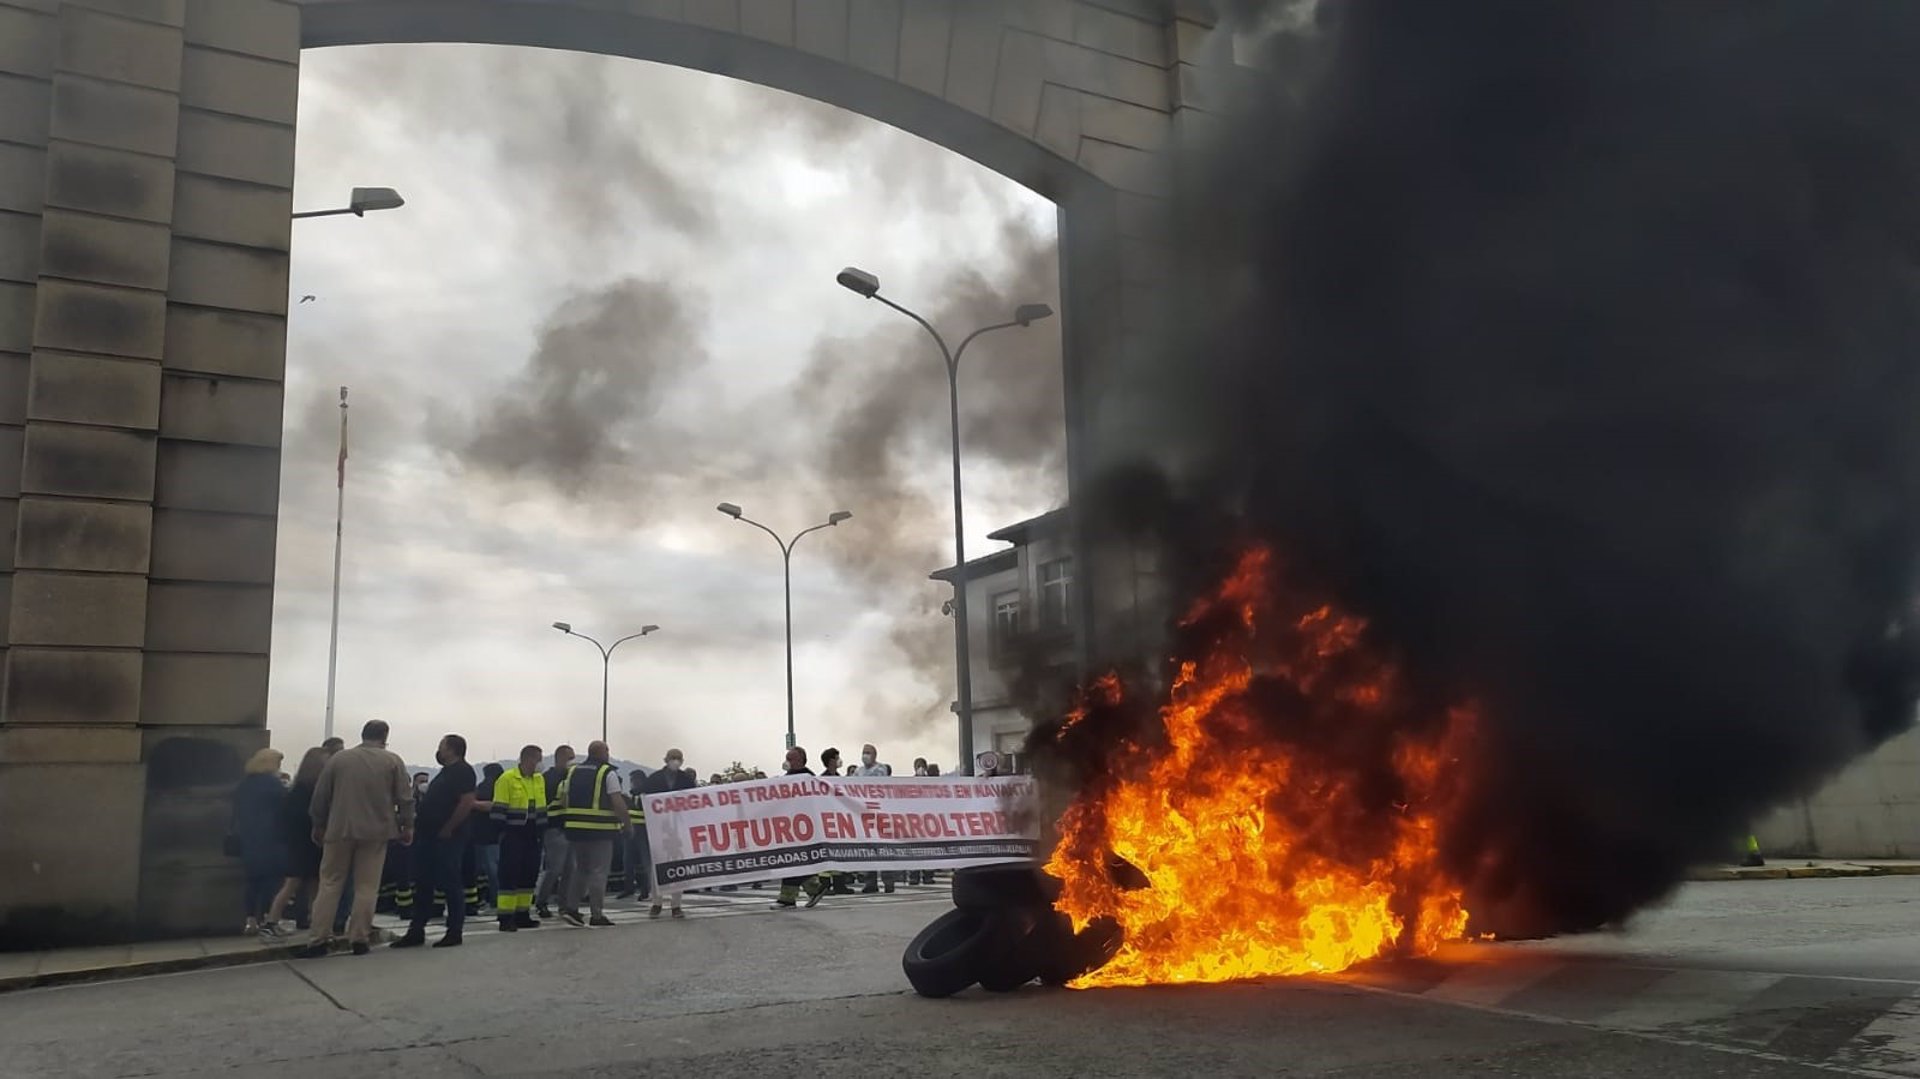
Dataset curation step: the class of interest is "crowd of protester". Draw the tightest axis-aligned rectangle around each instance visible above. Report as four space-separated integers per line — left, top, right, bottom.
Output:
227 722 944 953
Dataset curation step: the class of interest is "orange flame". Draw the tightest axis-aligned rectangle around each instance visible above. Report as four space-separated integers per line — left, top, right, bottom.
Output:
1045 547 1472 987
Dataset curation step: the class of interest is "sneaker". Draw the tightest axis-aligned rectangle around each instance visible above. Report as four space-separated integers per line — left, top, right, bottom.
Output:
347 941 368 956
560 910 587 929
649 904 663 920
499 920 519 932
295 941 333 959
670 907 685 920
534 905 553 919
772 898 796 909
588 914 615 928
389 934 426 949
804 884 826 909
515 914 541 929
431 935 462 948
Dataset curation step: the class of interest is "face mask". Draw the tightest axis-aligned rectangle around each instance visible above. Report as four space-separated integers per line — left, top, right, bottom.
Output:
862 754 876 765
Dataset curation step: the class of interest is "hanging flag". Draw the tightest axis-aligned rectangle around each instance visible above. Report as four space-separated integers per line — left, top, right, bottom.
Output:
336 386 349 490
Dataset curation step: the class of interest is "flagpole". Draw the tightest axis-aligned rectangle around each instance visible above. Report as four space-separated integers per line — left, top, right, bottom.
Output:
323 386 348 743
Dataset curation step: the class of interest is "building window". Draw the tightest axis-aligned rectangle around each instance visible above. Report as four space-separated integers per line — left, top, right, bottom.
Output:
991 591 1021 653
993 730 1029 776
1040 557 1073 629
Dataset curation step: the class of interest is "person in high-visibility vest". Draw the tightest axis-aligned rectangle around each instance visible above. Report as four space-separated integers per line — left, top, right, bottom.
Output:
555 740 630 928
489 744 548 931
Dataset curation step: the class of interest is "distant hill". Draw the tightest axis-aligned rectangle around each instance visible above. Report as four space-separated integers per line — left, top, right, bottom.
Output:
404 757 656 783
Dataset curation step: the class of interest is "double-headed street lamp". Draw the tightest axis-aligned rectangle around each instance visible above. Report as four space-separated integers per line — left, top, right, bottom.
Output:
716 503 851 751
292 186 406 220
551 622 660 744
835 266 1053 775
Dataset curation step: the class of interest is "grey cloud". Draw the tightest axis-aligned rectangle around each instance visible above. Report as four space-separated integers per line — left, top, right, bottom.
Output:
433 276 707 496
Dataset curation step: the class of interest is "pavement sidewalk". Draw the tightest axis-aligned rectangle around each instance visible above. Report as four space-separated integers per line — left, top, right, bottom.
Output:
0 932 308 994
0 881 950 994
1685 858 1920 882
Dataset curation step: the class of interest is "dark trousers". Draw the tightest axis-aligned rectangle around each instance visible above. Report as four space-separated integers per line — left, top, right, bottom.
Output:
628 828 652 900
406 833 468 939
476 842 501 904
243 869 277 919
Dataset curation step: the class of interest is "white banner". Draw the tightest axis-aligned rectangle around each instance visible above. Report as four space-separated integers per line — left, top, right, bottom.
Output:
643 774 1040 891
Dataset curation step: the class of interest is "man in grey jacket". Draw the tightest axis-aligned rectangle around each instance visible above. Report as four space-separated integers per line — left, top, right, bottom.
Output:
851 744 896 894
299 719 414 957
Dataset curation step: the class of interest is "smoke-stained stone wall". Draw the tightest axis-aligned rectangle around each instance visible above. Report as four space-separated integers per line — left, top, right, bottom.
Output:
0 0 1227 945
0 0 297 947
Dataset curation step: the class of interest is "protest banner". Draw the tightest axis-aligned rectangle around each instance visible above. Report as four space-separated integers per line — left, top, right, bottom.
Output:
643 773 1041 891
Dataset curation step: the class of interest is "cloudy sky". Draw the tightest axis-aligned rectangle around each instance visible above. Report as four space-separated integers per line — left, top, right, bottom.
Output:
276 44 1066 773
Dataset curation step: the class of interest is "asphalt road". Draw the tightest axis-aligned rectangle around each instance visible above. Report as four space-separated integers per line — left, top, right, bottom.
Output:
5 877 1919 1078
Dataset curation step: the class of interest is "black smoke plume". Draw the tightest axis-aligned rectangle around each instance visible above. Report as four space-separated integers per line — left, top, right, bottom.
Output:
437 276 707 498
1045 0 1920 938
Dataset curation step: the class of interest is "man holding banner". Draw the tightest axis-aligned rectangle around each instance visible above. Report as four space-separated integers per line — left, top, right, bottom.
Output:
772 746 815 909
639 749 696 919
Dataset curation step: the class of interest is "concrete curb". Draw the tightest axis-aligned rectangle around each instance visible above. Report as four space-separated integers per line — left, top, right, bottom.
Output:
0 943 299 995
1686 862 1920 882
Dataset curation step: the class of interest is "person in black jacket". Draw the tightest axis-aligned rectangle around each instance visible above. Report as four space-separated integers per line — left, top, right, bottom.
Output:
473 762 504 909
233 748 288 937
638 750 696 918
774 747 817 910
263 746 330 937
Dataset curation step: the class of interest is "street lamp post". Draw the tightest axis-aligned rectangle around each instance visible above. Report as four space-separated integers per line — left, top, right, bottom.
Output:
835 266 1052 775
551 622 660 744
716 504 852 751
292 186 406 220
322 386 348 743
296 187 402 739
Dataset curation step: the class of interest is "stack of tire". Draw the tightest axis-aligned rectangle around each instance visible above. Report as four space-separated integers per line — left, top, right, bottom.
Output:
901 864 1123 997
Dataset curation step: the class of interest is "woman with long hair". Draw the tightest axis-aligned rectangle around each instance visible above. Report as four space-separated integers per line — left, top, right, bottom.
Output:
231 747 287 936
261 746 330 939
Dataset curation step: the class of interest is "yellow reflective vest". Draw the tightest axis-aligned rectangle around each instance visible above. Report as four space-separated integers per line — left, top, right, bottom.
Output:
558 763 621 836
489 767 547 830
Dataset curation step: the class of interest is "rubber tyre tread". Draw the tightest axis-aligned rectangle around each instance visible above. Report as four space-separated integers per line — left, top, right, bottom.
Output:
1036 912 1123 986
951 865 1061 909
977 907 1043 992
901 907 994 998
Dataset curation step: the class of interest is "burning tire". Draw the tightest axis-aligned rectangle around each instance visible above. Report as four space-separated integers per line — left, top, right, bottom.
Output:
1034 911 1123 987
976 907 1044 992
951 864 1061 910
901 907 996 998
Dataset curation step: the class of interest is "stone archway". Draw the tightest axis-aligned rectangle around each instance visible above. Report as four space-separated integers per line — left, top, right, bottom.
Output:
0 0 1228 944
